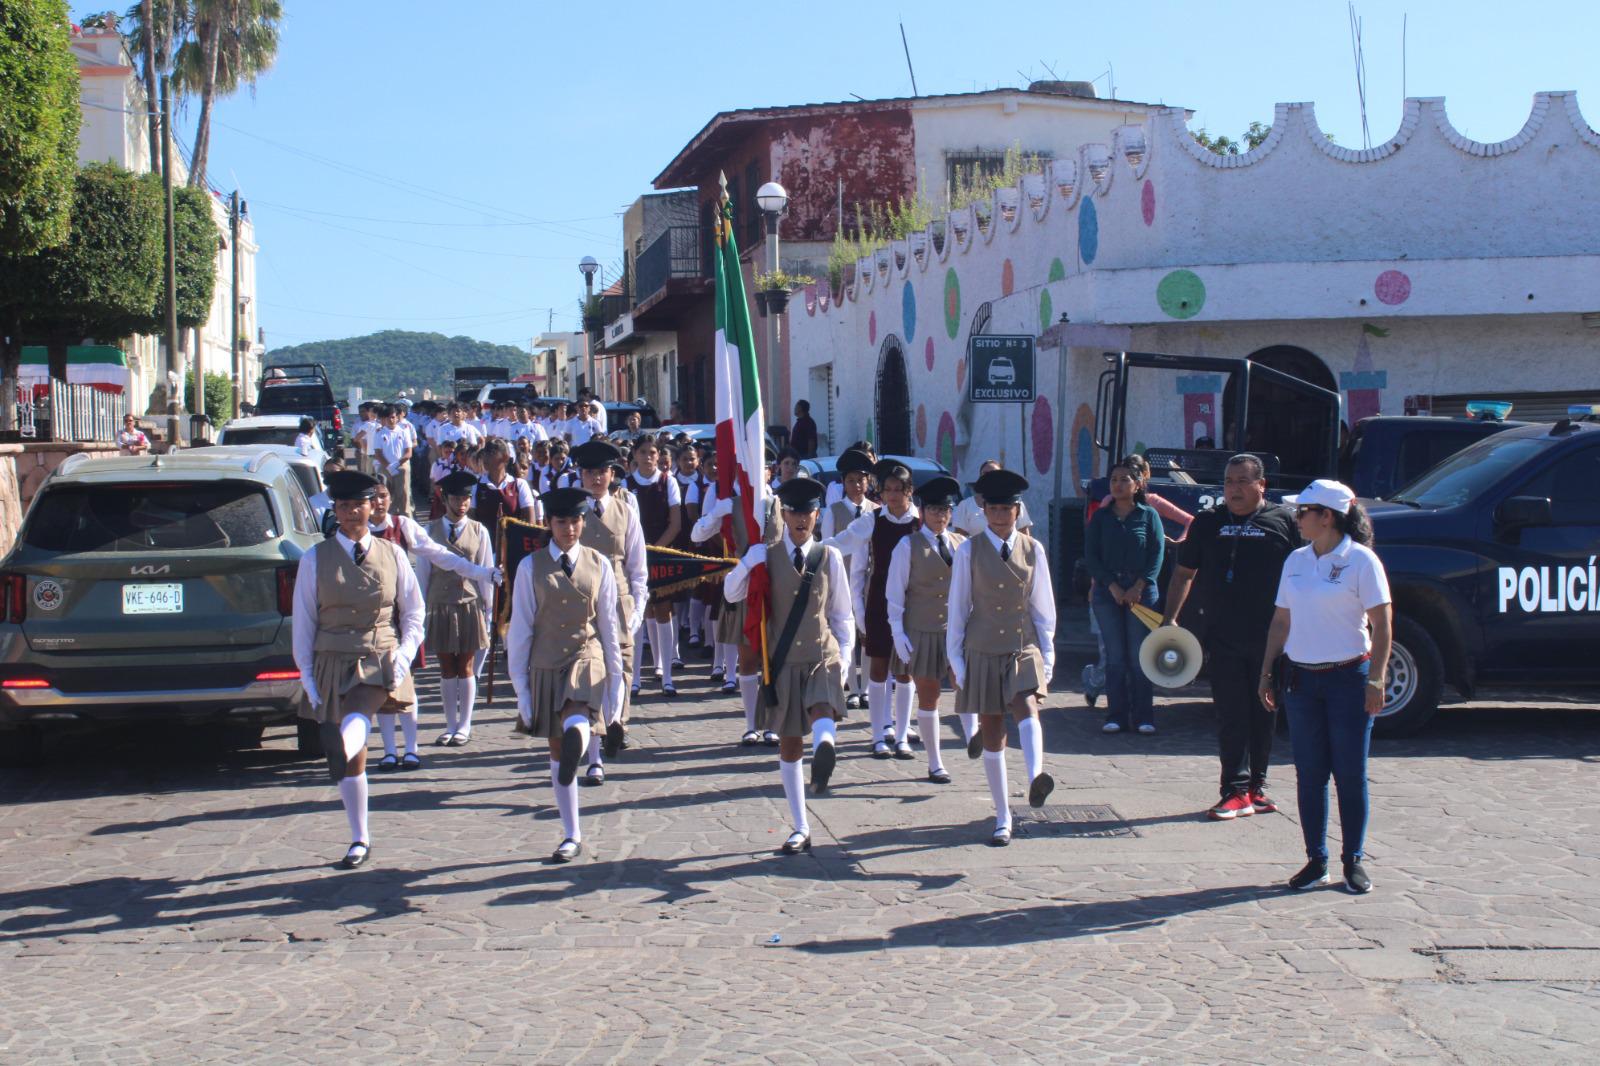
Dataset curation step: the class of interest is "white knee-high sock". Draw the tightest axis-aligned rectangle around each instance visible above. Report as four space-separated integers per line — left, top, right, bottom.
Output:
893 682 913 742
780 757 808 835
439 677 460 734
919 710 942 772
983 750 1011 830
959 712 979 742
458 676 477 736
377 713 398 757
586 733 603 767
551 771 581 842
673 600 687 636
338 773 369 844
738 673 760 732
866 680 888 737
340 713 370 761
657 622 676 683
690 600 706 640
1018 717 1044 782
473 647 487 677
400 706 419 755
723 644 739 679
811 716 837 754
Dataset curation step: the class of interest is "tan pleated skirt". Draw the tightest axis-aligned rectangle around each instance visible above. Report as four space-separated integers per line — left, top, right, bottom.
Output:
525 657 607 740
759 658 846 737
425 599 488 655
893 628 950 681
715 596 746 645
957 646 1046 715
305 649 416 724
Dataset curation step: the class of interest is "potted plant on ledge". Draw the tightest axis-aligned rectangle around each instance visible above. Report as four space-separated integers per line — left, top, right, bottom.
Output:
752 270 814 317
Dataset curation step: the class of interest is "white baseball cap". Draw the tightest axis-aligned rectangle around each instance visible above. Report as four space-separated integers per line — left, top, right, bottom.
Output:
1283 478 1356 512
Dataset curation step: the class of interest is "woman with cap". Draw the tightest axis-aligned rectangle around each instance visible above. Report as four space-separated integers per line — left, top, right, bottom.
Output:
625 435 685 696
946 468 1058 846
820 449 879 710
886 475 980 783
1084 456 1166 735
1259 479 1392 894
506 487 625 862
723 478 854 854
292 471 425 869
826 459 921 758
367 481 500 759
572 439 649 778
417 470 497 748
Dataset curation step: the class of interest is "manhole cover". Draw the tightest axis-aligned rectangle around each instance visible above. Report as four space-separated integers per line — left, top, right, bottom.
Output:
1010 803 1136 839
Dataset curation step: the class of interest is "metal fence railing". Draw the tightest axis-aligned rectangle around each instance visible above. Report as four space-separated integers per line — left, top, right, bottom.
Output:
5 381 128 442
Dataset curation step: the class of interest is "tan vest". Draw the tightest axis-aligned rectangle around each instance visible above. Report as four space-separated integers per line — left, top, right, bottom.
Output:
580 492 637 616
830 497 877 554
527 544 605 671
313 537 401 656
905 528 965 634
966 533 1038 655
424 517 484 609
766 538 837 666
725 492 782 554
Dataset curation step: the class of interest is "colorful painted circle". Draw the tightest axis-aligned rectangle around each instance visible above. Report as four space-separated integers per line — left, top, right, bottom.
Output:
1157 270 1206 319
1048 257 1066 283
1141 180 1156 226
1078 196 1099 264
1069 402 1097 495
1039 289 1054 333
936 411 957 474
901 280 917 341
1031 397 1054 474
1001 259 1015 296
916 403 928 447
868 309 877 345
956 356 966 391
943 269 961 338
1375 269 1411 305
924 336 935 372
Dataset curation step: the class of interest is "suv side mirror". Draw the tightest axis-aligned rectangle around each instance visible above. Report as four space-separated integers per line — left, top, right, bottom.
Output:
1495 495 1553 530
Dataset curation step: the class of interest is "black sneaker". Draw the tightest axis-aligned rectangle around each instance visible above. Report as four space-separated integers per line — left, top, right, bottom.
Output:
1343 860 1373 894
1288 860 1330 891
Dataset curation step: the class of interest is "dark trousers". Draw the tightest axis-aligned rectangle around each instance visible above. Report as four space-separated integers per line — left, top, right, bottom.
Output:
1209 648 1275 799
1285 660 1374 863
1090 583 1157 729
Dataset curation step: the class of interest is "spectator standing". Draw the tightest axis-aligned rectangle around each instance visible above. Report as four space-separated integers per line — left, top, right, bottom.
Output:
1261 480 1391 895
117 414 151 455
955 458 1035 537
790 400 819 458
1161 455 1299 821
1084 458 1165 734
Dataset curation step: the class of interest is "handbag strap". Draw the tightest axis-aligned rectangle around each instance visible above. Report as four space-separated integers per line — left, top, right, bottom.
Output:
767 543 825 678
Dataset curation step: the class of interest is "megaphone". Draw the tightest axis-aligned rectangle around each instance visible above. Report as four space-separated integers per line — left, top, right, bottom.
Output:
1129 603 1203 688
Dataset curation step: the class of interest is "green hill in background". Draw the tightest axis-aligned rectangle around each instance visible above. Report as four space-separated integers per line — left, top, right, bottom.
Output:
263 330 531 401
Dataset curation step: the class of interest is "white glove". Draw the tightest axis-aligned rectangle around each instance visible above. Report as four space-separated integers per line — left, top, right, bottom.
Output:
516 694 532 727
301 678 321 709
481 565 504 586
893 636 915 665
742 542 767 567
1042 664 1054 688
389 650 412 688
951 667 967 691
711 496 734 520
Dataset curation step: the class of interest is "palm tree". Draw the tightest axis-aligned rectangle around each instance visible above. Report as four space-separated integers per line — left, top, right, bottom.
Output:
181 0 282 189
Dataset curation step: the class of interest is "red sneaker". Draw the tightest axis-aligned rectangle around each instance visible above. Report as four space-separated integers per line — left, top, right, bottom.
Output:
1250 788 1278 814
1208 793 1255 820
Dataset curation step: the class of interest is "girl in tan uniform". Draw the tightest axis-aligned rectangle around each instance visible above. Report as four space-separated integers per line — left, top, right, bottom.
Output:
416 470 497 747
292 471 425 870
506 488 625 862
945 469 1058 846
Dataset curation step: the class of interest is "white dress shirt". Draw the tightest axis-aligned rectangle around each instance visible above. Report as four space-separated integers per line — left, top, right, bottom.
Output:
473 474 539 520
886 525 956 663
376 427 410 476
723 530 854 666
831 505 919 629
292 531 425 708
371 514 497 584
506 541 624 722
818 494 875 540
591 492 649 633
945 527 1057 690
629 469 683 506
414 515 498 609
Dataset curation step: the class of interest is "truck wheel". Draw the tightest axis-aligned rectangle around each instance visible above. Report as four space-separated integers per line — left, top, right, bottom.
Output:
0 725 45 768
296 718 325 757
1373 615 1443 737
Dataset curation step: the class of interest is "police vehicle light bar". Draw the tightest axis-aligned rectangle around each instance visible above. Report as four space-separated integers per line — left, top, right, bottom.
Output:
1567 404 1600 419
1464 401 1514 421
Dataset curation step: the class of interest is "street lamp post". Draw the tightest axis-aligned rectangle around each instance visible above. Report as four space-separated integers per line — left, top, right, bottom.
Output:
578 256 599 397
756 181 789 430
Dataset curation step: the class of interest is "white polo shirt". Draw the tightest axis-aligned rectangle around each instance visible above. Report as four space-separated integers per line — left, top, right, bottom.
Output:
1275 535 1392 664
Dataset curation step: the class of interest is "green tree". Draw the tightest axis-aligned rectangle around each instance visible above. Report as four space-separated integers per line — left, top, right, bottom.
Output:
185 369 231 415
1193 121 1273 156
0 0 81 261
171 184 219 327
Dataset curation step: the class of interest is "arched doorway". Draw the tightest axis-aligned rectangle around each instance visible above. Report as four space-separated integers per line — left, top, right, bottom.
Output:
1223 345 1338 478
875 334 911 455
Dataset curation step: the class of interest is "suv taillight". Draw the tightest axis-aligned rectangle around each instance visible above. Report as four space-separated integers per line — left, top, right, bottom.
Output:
276 565 295 616
331 407 343 431
1 573 25 624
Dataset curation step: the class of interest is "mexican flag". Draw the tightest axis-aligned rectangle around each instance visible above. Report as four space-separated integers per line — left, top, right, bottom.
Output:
711 182 772 669
18 345 130 395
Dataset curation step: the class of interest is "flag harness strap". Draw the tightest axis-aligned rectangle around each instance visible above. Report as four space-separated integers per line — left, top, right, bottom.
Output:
763 542 824 707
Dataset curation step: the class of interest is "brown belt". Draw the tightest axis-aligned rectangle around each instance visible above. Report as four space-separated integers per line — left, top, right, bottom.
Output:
1291 653 1371 673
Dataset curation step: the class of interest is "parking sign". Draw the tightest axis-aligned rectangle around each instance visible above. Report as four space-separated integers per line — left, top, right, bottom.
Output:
968 335 1037 403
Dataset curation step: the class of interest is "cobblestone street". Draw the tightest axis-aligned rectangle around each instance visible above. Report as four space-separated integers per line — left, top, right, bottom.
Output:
2 663 1597 1064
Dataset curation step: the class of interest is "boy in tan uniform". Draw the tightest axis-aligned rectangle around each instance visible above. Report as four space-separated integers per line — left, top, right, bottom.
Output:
292 471 425 870
507 487 624 863
945 469 1058 846
723 478 855 855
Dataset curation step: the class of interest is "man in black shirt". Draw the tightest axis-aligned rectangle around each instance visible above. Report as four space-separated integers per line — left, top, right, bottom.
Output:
790 400 819 459
1161 455 1300 820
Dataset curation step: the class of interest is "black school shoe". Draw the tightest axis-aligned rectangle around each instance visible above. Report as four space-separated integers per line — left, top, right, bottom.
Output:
1343 860 1373 894
1027 772 1055 808
1288 860 1331 891
340 842 370 869
602 720 625 758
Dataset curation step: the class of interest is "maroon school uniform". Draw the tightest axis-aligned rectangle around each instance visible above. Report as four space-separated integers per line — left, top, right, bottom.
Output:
864 512 921 658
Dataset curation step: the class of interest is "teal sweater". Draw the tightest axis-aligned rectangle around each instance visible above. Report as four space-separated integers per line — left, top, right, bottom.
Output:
1085 501 1164 587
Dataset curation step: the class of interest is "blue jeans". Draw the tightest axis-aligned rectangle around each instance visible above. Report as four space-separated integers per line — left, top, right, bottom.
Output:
1285 659 1374 863
1090 582 1157 729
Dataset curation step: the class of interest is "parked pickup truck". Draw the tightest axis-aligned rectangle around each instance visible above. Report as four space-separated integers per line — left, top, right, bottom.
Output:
1340 404 1525 501
256 363 343 451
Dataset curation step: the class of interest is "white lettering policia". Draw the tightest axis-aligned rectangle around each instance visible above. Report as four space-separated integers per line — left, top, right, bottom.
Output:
1497 558 1600 613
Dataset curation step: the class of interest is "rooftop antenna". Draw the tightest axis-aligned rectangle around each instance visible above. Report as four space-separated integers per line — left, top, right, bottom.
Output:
1092 64 1115 99
899 20 919 97
1040 60 1061 81
1348 2 1372 148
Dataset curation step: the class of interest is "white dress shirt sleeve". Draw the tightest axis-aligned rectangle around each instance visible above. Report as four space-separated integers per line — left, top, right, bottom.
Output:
945 539 974 690
823 545 855 666
663 474 682 506
691 490 728 543
473 521 497 605
399 515 494 582
822 511 874 555
506 556 537 717
1029 545 1057 684
291 546 322 707
622 510 649 630
392 551 425 674
885 537 914 660
848 537 870 633
722 547 756 603
819 505 835 541
593 561 624 719
515 479 536 512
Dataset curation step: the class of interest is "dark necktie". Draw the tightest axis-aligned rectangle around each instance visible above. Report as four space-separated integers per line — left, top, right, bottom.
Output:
594 498 604 518
353 541 368 567
937 533 952 566
854 503 862 518
793 546 804 571
559 552 573 578
1000 540 1011 562
448 523 460 545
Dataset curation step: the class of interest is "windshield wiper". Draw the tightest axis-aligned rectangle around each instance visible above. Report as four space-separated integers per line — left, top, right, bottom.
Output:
1384 496 1422 508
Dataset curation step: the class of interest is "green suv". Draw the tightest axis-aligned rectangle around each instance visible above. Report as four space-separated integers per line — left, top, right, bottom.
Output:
0 449 322 765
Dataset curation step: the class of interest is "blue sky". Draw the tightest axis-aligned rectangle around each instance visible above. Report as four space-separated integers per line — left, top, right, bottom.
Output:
74 0 1600 355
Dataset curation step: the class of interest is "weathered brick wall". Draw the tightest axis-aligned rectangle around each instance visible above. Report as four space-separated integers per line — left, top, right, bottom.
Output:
0 442 123 558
